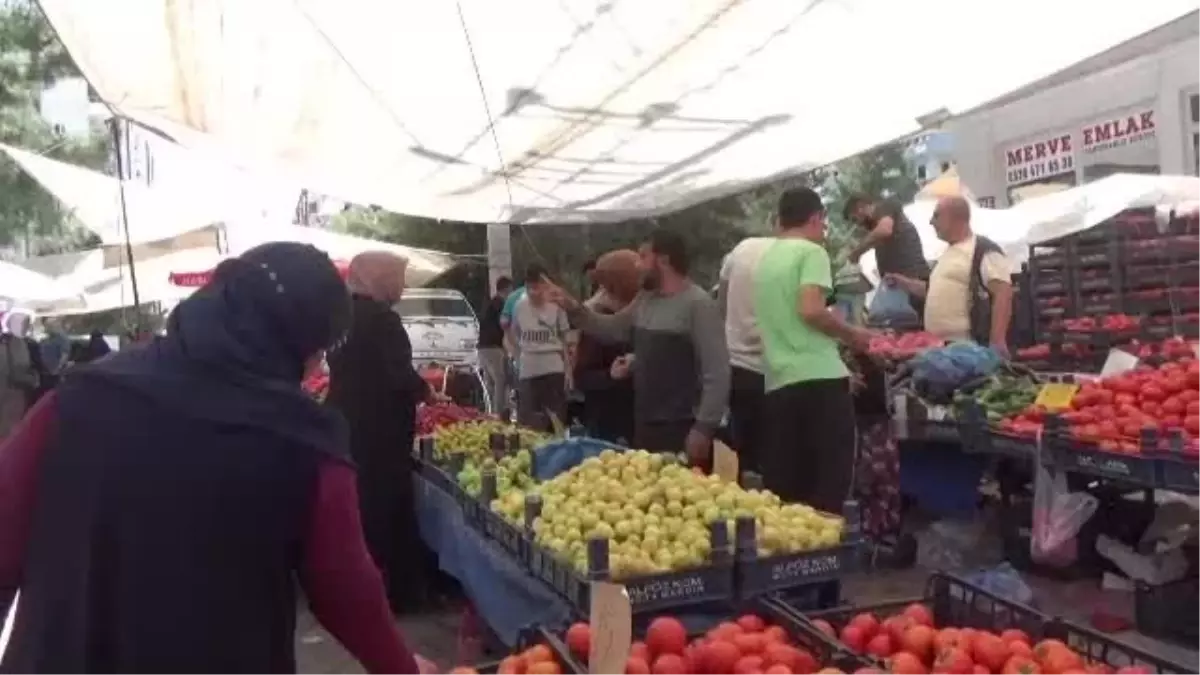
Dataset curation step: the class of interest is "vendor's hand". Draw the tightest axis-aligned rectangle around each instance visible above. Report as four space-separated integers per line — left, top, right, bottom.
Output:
540 275 579 310
610 354 633 380
416 655 439 674
684 429 711 468
848 327 876 354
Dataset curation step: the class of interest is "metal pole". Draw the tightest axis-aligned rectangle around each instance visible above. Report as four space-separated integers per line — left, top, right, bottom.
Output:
109 117 142 329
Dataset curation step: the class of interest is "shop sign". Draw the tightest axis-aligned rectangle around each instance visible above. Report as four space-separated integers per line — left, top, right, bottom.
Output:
1081 109 1156 154
1004 134 1074 186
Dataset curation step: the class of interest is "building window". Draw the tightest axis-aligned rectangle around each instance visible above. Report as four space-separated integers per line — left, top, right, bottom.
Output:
916 165 927 181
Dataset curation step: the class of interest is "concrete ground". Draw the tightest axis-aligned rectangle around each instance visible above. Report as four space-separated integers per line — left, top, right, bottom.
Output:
294 567 1199 673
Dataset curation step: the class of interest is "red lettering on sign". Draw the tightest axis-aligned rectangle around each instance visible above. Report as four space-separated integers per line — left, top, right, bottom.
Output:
1006 134 1072 167
1083 110 1156 149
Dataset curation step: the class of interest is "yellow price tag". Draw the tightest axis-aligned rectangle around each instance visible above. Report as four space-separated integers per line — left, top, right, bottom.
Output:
712 440 739 483
588 582 631 675
1035 383 1079 410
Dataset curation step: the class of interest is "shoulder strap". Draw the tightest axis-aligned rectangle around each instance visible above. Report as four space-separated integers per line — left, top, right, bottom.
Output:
970 236 1003 297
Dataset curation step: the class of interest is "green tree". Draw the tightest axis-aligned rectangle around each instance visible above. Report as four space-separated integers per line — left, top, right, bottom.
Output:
0 0 109 256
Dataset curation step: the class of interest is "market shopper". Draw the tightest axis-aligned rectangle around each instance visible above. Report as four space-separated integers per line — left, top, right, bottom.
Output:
327 251 436 615
844 194 931 318
718 236 775 472
755 188 876 513
884 195 1014 355
547 229 730 463
0 243 428 673
573 249 639 444
478 275 514 414
0 313 36 437
511 264 572 431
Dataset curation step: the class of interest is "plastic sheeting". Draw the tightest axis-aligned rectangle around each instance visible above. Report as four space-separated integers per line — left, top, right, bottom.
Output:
1012 173 1200 247
0 143 280 246
0 260 84 311
36 0 1200 224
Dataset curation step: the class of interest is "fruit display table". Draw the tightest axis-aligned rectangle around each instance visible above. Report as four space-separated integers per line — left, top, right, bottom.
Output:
414 472 574 646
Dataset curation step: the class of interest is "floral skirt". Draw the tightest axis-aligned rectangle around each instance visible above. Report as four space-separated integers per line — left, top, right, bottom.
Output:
855 418 901 538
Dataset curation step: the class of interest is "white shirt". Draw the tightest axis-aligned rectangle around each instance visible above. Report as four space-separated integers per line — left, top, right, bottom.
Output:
925 236 1012 341
719 237 775 373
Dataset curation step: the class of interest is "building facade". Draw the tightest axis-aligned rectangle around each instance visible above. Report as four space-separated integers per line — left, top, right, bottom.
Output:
946 12 1199 207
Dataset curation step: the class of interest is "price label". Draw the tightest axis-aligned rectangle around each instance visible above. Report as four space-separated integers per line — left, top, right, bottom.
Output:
1035 383 1079 410
588 582 631 675
1100 349 1139 377
712 440 739 483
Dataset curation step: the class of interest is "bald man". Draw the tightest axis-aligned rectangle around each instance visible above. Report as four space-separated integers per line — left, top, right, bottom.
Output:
884 196 1014 355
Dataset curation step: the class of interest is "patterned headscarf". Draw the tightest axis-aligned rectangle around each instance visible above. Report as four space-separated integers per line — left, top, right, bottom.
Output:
346 251 408 304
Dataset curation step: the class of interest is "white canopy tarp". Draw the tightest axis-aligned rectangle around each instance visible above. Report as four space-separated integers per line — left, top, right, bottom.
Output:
0 260 84 311
36 0 1200 224
1012 173 1200 246
0 143 252 246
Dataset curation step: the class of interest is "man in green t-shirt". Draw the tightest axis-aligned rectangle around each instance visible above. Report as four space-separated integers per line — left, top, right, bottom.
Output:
753 187 876 513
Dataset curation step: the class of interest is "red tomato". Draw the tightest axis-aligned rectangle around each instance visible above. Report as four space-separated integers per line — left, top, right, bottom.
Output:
1162 397 1186 415
1140 401 1162 417
1093 389 1114 404
1139 384 1167 402
1185 415 1200 434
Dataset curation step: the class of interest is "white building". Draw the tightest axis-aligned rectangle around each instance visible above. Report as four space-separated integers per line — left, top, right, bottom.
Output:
946 11 1199 207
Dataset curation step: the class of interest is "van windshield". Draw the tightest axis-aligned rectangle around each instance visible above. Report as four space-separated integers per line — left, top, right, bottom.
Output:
395 297 474 319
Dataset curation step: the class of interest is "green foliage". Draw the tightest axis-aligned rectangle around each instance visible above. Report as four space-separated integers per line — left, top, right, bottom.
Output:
0 0 109 256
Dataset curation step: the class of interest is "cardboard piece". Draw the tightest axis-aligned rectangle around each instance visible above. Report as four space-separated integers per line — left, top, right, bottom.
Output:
1100 349 1139 378
712 440 739 483
1035 383 1079 410
588 582 631 675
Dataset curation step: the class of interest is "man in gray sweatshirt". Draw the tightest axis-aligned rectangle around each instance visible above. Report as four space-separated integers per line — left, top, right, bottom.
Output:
545 230 730 465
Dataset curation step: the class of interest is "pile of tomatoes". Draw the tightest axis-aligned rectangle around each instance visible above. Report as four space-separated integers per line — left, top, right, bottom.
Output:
556 614 853 674
998 358 1200 452
450 642 570 675
811 603 1150 674
416 401 487 435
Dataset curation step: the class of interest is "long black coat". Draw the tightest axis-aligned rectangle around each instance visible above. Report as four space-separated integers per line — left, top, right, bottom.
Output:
326 294 429 611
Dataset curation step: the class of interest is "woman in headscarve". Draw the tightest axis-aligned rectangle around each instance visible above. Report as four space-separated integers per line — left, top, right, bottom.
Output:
0 243 429 673
0 312 36 437
81 329 112 363
572 249 639 444
326 251 434 614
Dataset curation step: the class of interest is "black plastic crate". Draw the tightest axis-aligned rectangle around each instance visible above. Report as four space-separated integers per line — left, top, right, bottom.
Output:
1045 618 1193 673
482 507 528 561
1046 441 1159 487
532 532 736 616
1133 576 1199 647
799 572 1051 662
1156 446 1200 495
733 505 861 597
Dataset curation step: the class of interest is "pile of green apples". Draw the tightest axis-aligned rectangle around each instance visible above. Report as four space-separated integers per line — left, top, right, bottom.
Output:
458 449 537 499
528 449 845 579
430 419 551 463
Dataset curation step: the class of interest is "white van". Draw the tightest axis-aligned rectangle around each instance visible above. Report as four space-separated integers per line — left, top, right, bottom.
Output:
394 288 479 364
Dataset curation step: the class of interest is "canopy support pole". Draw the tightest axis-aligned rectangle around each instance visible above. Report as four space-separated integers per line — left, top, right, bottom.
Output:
109 117 142 330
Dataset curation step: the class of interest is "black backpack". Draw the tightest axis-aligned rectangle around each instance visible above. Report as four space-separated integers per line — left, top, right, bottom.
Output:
967 236 1005 345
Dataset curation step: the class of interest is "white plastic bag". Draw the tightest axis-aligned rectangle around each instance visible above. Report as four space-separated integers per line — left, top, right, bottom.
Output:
1031 462 1099 566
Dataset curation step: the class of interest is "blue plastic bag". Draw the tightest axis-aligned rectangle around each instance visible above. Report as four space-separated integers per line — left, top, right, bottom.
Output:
868 283 919 326
531 437 627 481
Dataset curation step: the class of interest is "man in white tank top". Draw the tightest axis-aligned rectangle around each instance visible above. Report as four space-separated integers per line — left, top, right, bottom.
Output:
717 237 775 472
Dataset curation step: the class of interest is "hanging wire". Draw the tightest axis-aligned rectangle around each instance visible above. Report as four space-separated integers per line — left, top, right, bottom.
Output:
454 0 550 268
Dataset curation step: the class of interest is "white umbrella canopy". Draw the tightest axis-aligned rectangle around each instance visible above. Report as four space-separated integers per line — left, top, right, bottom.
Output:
0 260 85 311
34 0 1200 224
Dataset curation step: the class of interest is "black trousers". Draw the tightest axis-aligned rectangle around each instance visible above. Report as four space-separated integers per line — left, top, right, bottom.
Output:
761 377 857 514
728 366 764 474
634 419 693 454
517 373 567 432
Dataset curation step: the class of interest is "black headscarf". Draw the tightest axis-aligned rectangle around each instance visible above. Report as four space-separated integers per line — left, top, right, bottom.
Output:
82 330 111 362
68 242 352 456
